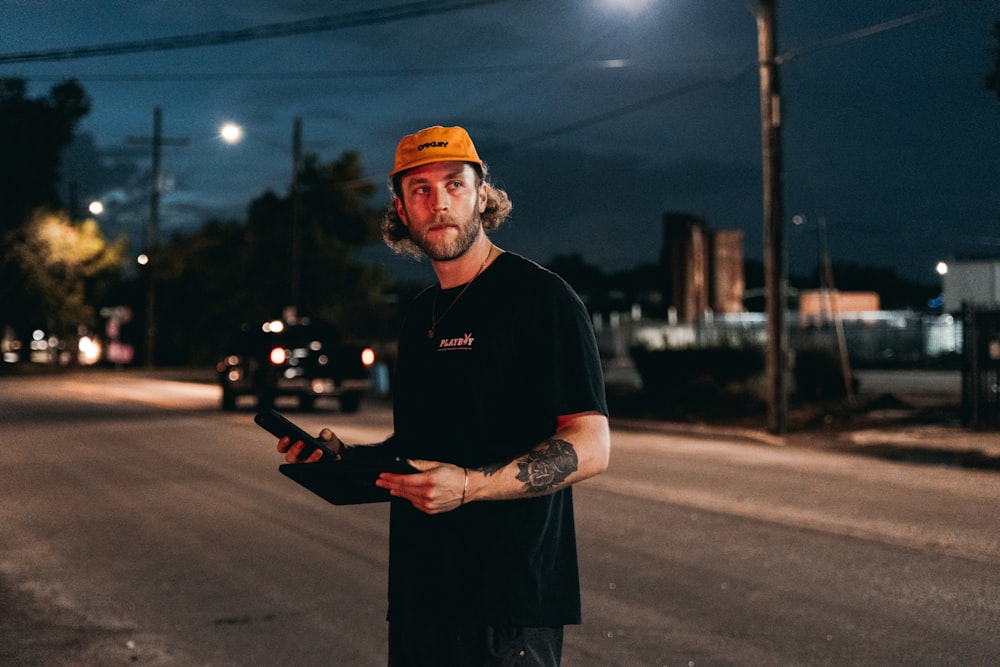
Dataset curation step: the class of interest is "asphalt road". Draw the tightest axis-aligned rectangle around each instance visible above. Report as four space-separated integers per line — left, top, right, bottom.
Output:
1 371 998 666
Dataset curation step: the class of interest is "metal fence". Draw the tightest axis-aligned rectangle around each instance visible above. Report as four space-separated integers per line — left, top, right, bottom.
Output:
961 307 1000 429
594 310 962 368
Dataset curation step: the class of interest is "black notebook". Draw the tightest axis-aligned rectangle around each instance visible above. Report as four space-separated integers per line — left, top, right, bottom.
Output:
279 455 415 505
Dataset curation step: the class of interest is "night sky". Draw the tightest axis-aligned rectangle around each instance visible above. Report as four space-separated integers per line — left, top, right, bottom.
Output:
4 0 999 286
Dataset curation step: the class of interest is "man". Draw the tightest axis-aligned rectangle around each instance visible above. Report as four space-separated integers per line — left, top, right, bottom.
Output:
277 125 610 666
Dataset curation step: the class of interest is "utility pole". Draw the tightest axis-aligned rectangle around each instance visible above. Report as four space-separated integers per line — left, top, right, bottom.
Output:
128 106 188 367
757 0 788 434
290 116 303 316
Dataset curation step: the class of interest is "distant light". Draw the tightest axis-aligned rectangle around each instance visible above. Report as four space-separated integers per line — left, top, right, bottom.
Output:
262 320 285 333
88 200 104 215
600 59 631 68
220 122 244 144
78 336 101 365
361 347 376 367
936 261 948 276
137 253 149 266
269 346 287 365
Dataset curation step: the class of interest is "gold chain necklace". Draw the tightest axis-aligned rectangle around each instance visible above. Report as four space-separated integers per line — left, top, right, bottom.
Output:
428 245 494 339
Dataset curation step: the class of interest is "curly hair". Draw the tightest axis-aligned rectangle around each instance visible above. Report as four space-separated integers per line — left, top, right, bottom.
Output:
381 163 512 258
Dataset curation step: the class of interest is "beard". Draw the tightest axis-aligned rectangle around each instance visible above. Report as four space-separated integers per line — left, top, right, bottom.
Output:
410 212 482 262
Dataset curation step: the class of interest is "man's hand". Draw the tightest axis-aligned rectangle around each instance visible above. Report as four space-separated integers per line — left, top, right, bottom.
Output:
377 460 466 515
276 428 344 464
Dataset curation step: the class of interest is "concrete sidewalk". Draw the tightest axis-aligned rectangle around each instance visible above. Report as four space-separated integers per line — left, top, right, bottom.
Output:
610 413 1000 470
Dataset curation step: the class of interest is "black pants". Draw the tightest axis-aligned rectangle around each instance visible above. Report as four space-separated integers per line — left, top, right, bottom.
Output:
388 620 564 667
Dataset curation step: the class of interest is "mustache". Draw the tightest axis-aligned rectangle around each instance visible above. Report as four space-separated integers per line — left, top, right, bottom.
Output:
431 214 457 226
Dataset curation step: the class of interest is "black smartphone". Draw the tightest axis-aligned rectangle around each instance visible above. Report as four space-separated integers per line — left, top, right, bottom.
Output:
254 409 338 460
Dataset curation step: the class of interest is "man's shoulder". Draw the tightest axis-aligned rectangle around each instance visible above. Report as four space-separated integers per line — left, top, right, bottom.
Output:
491 252 589 316
495 252 570 290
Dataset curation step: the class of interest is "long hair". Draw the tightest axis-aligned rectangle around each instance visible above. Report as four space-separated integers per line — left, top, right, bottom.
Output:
381 163 512 259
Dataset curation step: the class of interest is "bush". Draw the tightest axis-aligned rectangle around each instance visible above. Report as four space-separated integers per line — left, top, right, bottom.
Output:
794 347 855 400
629 345 764 399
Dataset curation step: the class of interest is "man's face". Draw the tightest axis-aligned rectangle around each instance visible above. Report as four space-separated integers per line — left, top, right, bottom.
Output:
394 161 488 262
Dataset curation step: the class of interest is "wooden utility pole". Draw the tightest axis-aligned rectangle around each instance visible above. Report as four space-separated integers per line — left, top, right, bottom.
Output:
290 117 303 314
128 107 188 367
757 0 788 434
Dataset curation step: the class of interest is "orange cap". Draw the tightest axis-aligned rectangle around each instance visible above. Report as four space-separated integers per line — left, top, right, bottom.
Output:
390 125 483 178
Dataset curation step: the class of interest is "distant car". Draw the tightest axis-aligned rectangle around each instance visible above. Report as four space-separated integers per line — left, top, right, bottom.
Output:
216 317 376 412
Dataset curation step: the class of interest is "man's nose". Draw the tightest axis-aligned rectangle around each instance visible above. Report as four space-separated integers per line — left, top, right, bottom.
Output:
429 185 449 212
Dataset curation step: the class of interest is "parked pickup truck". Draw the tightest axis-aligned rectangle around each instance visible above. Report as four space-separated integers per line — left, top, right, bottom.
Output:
217 317 375 412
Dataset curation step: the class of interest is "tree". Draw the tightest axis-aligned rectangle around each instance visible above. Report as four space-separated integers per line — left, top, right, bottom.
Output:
5 210 125 336
150 151 392 365
0 78 94 339
0 78 90 235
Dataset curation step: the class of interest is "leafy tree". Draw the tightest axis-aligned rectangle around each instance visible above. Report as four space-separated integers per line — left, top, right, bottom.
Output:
0 78 94 338
5 210 125 336
151 151 392 365
151 219 252 365
295 150 388 328
0 78 90 235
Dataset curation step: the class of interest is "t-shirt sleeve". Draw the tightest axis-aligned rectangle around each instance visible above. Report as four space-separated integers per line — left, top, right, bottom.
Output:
526 274 608 420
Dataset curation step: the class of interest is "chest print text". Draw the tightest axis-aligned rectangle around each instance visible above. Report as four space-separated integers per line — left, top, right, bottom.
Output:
437 332 475 351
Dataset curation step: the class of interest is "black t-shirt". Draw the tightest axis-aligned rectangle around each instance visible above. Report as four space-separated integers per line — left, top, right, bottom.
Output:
386 252 607 626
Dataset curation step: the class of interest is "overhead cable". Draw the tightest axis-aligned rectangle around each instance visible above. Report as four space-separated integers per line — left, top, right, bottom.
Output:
0 0 521 64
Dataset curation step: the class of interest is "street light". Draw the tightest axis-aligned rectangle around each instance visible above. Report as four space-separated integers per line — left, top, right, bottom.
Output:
219 121 243 144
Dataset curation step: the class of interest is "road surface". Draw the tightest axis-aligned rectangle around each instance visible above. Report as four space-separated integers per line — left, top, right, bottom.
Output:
1 371 997 665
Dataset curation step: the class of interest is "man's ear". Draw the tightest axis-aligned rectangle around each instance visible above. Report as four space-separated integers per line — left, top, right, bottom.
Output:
394 196 409 226
477 184 487 214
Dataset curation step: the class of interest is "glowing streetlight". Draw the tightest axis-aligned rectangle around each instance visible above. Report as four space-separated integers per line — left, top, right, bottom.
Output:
936 261 948 276
88 200 104 216
219 121 244 144
599 0 655 17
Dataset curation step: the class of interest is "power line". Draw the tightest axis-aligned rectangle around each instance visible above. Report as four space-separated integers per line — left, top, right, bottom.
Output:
12 52 751 83
15 64 554 83
777 1 978 64
486 0 985 151
0 0 523 64
487 64 754 154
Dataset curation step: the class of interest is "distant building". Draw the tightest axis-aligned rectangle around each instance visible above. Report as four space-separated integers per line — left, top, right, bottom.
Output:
942 258 1000 312
798 290 881 325
660 213 744 324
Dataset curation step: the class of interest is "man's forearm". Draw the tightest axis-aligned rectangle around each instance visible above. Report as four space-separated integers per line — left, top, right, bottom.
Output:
466 413 610 502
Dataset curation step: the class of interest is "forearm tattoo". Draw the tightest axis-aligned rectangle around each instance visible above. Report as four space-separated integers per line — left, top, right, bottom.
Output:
514 439 579 494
